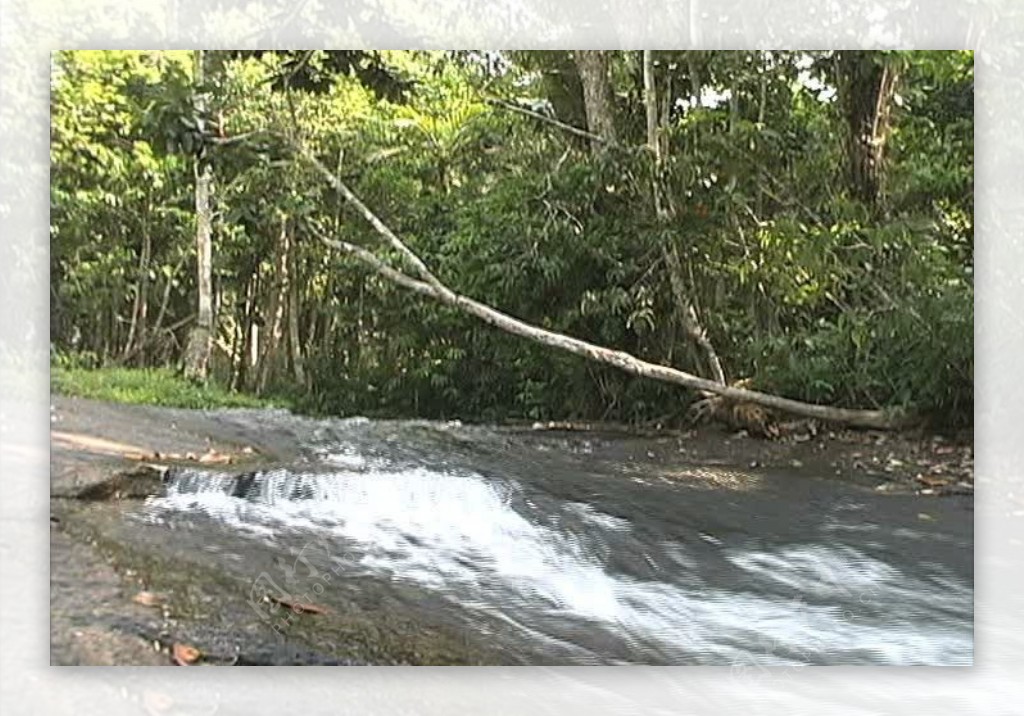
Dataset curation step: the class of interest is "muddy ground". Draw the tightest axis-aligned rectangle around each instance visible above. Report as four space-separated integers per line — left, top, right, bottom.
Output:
49 395 973 666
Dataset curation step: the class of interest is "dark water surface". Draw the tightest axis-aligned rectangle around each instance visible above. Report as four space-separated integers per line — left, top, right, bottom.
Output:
124 410 972 665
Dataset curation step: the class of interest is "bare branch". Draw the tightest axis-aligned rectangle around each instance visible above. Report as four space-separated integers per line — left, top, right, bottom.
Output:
312 227 438 297
307 212 909 430
484 97 610 145
295 144 446 290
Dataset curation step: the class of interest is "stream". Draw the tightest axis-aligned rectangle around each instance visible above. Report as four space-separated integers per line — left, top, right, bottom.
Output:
105 410 972 665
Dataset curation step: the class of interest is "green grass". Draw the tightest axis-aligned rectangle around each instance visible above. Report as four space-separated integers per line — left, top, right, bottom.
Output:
51 365 284 410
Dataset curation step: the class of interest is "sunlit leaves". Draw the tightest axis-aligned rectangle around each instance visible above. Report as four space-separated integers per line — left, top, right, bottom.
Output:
50 50 973 426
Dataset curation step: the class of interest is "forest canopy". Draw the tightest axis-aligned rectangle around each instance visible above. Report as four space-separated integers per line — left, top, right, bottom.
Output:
49 50 974 427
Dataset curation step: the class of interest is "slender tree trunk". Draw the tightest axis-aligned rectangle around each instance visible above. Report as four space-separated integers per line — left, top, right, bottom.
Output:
573 50 617 151
757 71 767 125
643 50 727 386
658 67 673 157
686 53 702 107
256 216 289 394
249 321 260 389
136 228 150 361
661 244 726 385
245 269 262 392
183 49 214 381
151 255 183 356
836 51 899 206
303 308 319 376
287 228 306 386
643 51 658 152
229 310 243 391
102 308 112 364
233 270 256 391
122 219 151 362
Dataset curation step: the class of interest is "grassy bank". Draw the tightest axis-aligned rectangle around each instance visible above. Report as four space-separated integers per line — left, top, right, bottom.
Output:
52 365 285 411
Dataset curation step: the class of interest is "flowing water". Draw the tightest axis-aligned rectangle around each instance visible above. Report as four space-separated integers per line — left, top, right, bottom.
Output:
126 411 972 665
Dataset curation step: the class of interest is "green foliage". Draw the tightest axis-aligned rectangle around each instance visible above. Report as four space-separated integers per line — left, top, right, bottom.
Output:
751 286 972 426
52 363 281 410
50 50 973 427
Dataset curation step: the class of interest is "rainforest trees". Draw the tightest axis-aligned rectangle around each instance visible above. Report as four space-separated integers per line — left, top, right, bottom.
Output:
50 50 974 427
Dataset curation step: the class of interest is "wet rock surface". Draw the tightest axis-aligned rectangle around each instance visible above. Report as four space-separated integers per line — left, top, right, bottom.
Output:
49 395 973 665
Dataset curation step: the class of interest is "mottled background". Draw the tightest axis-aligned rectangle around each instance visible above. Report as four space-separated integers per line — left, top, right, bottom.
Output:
1 0 1018 713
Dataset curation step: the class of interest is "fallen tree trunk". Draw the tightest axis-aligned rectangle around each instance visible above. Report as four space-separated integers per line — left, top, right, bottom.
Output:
297 147 911 431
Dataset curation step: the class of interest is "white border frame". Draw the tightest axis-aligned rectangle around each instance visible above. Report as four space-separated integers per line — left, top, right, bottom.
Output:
3 1 1018 713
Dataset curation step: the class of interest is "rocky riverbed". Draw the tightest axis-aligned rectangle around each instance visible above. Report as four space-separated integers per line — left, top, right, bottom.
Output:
49 395 973 665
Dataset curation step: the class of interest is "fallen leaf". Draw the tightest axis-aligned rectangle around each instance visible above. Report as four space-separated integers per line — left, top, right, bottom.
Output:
172 642 201 666
266 595 329 615
133 591 165 607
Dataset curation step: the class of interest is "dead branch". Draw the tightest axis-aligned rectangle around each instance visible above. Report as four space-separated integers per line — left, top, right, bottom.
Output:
296 144 445 290
304 199 909 431
484 97 609 145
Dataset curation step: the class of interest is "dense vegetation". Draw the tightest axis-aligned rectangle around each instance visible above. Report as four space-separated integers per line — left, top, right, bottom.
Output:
50 50 973 426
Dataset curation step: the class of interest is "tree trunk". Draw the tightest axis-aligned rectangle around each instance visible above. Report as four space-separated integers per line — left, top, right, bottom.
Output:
183 49 214 381
572 50 617 150
255 216 289 394
643 50 658 152
643 50 727 387
122 219 151 362
300 148 909 430
287 227 306 386
150 256 184 361
836 51 899 206
249 321 260 388
686 53 702 108
233 270 256 391
661 243 727 385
